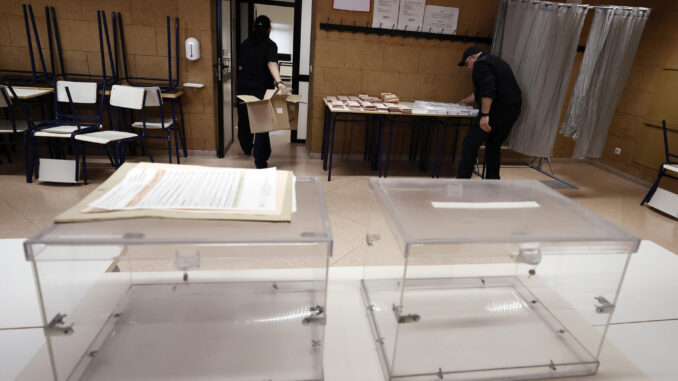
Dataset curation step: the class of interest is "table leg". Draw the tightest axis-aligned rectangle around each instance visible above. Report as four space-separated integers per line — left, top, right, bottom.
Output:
377 116 387 177
383 117 395 178
370 117 379 171
320 107 332 171
436 122 448 178
419 119 431 171
451 118 461 164
430 120 440 177
177 99 187 157
328 114 338 181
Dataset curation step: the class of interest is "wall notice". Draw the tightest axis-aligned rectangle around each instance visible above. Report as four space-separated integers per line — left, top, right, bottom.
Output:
372 0 400 28
333 0 371 12
422 5 459 34
397 0 425 31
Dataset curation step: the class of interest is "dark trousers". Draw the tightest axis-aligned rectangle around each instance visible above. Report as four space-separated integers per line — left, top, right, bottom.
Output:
457 103 521 179
237 98 271 168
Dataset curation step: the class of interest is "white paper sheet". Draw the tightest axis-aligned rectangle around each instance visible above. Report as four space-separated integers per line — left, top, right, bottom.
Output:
432 201 540 209
397 0 425 31
89 167 278 212
333 0 370 12
372 0 400 28
422 5 459 34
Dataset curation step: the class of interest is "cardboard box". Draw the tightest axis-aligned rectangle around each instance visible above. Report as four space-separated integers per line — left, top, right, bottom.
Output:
237 89 302 133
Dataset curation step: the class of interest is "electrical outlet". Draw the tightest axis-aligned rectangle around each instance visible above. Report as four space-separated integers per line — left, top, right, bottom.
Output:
614 147 622 155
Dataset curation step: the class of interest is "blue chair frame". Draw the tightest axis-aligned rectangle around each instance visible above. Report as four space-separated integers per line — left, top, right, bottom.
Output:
0 85 36 182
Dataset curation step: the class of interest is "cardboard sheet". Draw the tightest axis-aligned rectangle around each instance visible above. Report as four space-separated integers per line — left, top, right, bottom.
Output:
55 163 294 223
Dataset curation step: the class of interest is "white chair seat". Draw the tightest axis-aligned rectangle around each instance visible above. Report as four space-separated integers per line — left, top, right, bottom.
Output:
75 131 138 144
34 124 101 138
0 119 29 133
131 118 174 129
664 163 678 174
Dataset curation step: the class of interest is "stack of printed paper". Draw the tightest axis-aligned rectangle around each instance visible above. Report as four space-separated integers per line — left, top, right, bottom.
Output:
55 163 296 223
414 100 479 116
381 93 399 103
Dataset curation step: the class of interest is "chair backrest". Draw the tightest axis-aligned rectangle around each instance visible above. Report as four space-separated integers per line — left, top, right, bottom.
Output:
0 86 11 108
662 120 677 162
56 81 97 104
110 85 145 110
142 86 163 107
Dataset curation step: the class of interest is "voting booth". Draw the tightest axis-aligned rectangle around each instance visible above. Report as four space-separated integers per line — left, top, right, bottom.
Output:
20 177 331 381
238 89 302 133
362 178 638 381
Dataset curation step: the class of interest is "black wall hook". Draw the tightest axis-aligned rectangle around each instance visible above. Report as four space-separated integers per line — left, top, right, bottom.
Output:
318 23 493 45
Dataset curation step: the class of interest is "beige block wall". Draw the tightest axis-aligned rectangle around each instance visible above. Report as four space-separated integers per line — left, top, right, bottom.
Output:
0 0 216 151
309 0 499 154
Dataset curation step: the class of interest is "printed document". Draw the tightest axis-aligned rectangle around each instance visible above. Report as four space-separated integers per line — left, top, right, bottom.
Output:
422 5 459 34
397 0 425 31
372 0 399 28
89 166 278 211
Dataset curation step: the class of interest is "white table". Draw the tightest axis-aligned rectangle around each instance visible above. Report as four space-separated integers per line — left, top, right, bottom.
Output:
2 239 677 380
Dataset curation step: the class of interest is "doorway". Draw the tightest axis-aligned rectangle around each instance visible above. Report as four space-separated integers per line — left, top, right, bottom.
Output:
216 0 236 158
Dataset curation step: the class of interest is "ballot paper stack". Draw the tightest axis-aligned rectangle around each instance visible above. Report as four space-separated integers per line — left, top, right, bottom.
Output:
414 100 479 116
346 100 362 110
330 103 348 110
54 163 297 223
337 95 350 102
327 96 338 103
348 96 361 101
375 103 389 112
397 104 413 114
384 103 401 112
359 94 382 103
381 93 399 103
360 101 377 111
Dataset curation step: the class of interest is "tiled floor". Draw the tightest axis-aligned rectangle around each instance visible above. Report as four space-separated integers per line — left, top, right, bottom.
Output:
0 129 676 261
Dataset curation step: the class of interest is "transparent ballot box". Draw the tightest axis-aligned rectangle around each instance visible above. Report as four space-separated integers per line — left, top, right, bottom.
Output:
362 179 639 381
21 177 331 381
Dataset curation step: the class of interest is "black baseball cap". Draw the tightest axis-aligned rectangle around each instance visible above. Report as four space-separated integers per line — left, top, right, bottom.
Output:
458 46 483 67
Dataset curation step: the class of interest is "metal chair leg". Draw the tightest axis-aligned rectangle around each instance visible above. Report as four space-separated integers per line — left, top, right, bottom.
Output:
177 100 187 157
173 127 181 164
141 138 154 162
641 168 665 206
167 131 173 164
81 143 88 185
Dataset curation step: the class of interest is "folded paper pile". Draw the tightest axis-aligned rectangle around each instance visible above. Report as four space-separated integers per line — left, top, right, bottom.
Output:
381 92 399 103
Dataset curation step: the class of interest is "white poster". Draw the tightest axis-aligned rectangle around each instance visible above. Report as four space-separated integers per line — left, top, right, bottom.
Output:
422 5 459 34
333 0 370 12
397 0 425 31
372 0 399 28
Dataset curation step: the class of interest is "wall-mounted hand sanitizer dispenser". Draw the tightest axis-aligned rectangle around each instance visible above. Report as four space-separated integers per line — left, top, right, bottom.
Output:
185 37 200 61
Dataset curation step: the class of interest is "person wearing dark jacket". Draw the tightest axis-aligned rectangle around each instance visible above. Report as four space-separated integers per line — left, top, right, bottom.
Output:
457 46 522 179
236 15 285 169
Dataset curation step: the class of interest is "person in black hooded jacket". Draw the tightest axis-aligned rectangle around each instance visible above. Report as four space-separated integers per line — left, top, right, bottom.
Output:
236 15 285 169
457 46 522 179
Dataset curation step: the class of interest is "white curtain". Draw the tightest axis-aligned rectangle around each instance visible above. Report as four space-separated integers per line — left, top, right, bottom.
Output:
491 0 588 157
561 7 650 158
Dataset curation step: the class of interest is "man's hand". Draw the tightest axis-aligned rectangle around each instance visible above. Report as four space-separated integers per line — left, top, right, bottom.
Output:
459 93 474 106
277 82 286 89
479 116 491 133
